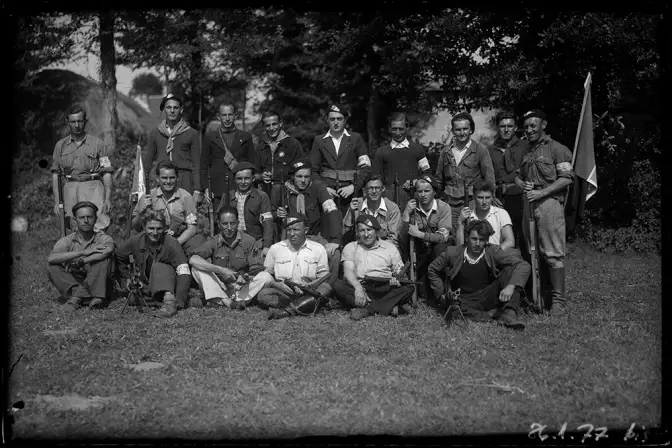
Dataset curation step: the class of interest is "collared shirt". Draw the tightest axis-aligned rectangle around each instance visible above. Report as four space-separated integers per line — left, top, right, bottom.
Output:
234 190 251 231
464 246 486 265
343 197 401 243
323 129 351 155
192 231 260 273
52 230 115 254
132 187 197 235
341 239 403 280
451 139 473 167
468 205 512 245
518 135 574 195
264 239 329 283
51 134 112 176
390 138 410 150
413 199 452 242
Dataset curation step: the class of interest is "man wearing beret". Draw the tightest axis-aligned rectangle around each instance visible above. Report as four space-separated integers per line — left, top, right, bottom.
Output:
435 112 496 229
47 201 115 312
488 110 530 248
514 109 575 316
309 104 371 218
189 206 264 309
51 105 113 233
372 112 432 212
273 158 343 282
247 212 332 318
144 94 203 204
428 220 528 329
131 160 206 257
218 161 274 258
399 174 453 301
116 209 194 318
333 214 414 320
201 103 256 211
255 110 305 200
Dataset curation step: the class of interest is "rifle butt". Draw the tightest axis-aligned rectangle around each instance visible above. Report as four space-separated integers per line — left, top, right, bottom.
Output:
527 200 542 311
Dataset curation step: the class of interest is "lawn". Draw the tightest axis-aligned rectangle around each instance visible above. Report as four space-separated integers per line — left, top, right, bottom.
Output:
7 226 662 441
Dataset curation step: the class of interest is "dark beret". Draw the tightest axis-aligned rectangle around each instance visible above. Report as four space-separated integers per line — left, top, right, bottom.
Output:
355 214 381 231
232 161 255 175
160 93 183 112
523 109 548 121
291 158 312 173
72 201 98 215
327 104 349 117
284 212 308 228
415 174 438 191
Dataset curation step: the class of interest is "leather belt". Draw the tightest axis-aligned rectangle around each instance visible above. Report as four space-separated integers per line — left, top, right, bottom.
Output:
64 174 102 182
322 169 356 182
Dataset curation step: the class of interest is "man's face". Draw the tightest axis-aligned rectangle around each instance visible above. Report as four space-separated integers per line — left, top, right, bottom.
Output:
235 169 253 193
286 221 307 246
415 180 435 206
218 105 237 128
389 120 407 143
163 100 182 122
219 212 238 239
263 115 282 140
67 112 87 137
74 206 97 232
474 190 493 212
498 118 516 141
524 118 547 143
451 119 472 143
467 230 488 256
357 223 377 247
158 168 177 193
293 168 312 191
327 112 346 134
145 220 165 245
365 180 384 202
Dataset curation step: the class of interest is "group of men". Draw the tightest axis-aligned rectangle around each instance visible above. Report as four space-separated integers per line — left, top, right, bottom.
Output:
47 94 575 329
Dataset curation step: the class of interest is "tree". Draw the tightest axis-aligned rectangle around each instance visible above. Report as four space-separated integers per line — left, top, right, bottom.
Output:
130 73 163 96
98 11 119 153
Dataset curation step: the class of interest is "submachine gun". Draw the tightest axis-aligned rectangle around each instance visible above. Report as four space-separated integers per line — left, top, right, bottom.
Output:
267 274 332 320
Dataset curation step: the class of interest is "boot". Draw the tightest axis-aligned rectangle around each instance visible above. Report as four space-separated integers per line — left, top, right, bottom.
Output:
61 296 82 312
496 309 525 330
155 292 177 318
548 267 567 316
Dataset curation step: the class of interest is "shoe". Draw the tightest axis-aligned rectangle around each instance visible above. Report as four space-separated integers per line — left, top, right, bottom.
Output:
154 293 177 318
350 308 371 321
206 298 226 308
89 298 104 310
230 300 246 310
267 309 285 320
61 297 82 312
549 303 567 317
391 305 399 317
327 298 342 310
496 309 525 330
189 297 204 308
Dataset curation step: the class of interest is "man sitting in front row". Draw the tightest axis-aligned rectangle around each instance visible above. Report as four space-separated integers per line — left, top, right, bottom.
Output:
115 210 193 318
332 214 414 321
189 206 263 309
247 212 332 319
47 201 115 312
427 220 529 329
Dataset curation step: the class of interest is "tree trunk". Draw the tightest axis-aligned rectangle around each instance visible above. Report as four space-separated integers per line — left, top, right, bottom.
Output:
99 11 118 153
367 83 380 154
187 13 202 129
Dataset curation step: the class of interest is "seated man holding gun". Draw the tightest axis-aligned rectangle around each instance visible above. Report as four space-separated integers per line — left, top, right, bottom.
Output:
189 206 263 309
332 214 416 321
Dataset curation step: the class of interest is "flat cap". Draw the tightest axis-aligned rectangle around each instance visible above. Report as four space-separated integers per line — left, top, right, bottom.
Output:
523 109 548 121
355 214 381 231
232 161 255 175
415 174 438 191
495 109 516 123
160 93 183 112
72 201 98 215
291 158 312 173
284 212 308 228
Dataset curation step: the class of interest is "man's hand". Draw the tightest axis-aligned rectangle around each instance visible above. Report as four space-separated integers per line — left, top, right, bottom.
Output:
275 280 295 295
459 206 471 225
203 188 212 204
402 179 413 190
354 285 370 307
262 171 272 183
218 267 237 283
403 199 417 220
389 277 401 288
142 196 152 210
193 190 203 205
276 206 288 219
325 243 340 257
525 189 544 202
103 199 112 214
83 244 108 257
523 181 535 192
408 224 423 238
337 184 355 198
53 204 61 218
499 284 516 302
326 187 338 198
350 197 363 211
261 247 270 258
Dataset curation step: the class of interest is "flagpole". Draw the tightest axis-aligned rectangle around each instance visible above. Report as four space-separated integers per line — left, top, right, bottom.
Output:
565 72 592 210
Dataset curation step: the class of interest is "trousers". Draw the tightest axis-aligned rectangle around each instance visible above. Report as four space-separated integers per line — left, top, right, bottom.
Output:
522 196 565 268
332 279 413 316
451 265 521 321
47 258 111 299
248 271 332 308
141 262 177 301
191 267 252 307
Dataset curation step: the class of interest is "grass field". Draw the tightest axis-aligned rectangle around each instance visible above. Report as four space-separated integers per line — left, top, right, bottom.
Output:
7 226 662 440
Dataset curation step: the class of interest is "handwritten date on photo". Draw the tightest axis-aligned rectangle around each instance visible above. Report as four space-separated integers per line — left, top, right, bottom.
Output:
528 422 645 443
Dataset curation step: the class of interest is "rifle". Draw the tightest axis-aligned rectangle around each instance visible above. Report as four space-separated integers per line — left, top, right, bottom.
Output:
408 183 418 306
352 171 360 222
56 167 66 237
335 171 342 212
363 276 422 286
284 279 331 303
208 167 215 238
527 198 542 312
217 174 230 215
463 179 469 209
280 171 287 240
394 173 400 206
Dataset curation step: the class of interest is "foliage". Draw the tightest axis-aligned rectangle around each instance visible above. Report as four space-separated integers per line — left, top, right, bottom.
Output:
130 73 163 96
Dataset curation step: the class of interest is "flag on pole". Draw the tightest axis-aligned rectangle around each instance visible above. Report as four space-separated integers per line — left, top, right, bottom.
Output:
565 72 598 234
130 144 146 201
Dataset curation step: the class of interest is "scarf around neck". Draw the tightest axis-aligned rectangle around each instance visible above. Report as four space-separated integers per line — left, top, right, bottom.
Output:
266 130 290 154
285 179 310 215
158 119 191 157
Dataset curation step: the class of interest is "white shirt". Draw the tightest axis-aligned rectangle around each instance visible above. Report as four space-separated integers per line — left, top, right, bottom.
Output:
469 205 512 245
464 247 486 265
324 129 351 155
390 138 410 149
361 198 388 217
264 239 329 284
451 139 472 166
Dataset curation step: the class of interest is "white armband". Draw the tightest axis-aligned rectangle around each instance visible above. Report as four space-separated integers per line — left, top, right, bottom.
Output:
556 162 572 172
99 156 111 168
185 212 198 225
357 155 371 168
260 212 273 222
323 199 337 213
417 157 430 171
176 263 191 276
437 228 450 241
